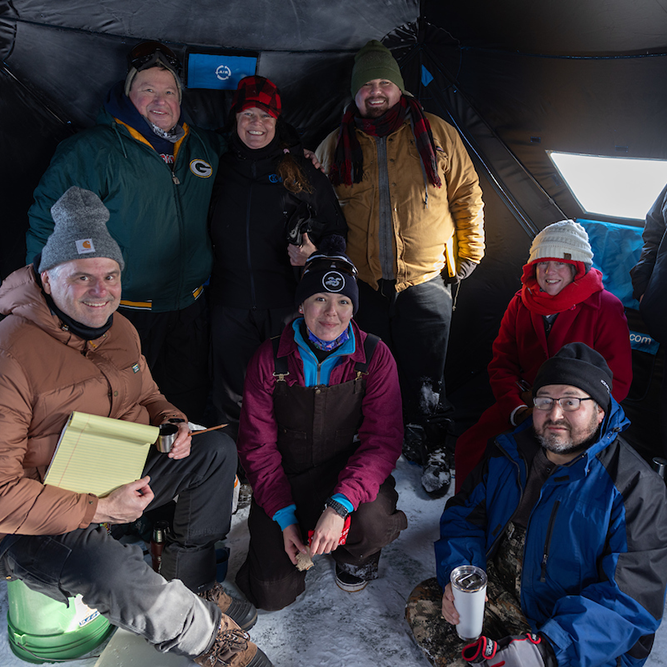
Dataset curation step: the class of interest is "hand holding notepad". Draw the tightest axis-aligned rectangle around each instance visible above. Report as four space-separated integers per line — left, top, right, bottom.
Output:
44 412 159 497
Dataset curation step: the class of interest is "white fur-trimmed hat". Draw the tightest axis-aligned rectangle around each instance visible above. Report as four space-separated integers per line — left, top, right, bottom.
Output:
528 220 594 265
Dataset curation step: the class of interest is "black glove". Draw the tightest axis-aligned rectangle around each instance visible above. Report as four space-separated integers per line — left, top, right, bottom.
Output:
285 200 315 246
445 258 478 284
462 633 556 667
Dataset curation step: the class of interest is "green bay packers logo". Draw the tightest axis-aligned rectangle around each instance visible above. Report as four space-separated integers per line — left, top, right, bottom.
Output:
190 159 213 178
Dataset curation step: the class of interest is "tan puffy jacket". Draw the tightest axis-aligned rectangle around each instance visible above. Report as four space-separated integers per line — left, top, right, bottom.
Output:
0 266 185 541
316 113 485 291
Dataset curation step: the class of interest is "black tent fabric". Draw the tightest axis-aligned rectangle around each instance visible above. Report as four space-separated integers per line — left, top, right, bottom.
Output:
0 0 419 277
2 0 665 459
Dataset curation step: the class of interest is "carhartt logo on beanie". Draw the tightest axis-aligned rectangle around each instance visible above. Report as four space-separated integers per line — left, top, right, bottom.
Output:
75 239 95 254
39 187 125 273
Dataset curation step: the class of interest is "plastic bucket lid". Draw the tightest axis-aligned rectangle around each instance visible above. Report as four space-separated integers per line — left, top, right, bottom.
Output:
6 579 114 664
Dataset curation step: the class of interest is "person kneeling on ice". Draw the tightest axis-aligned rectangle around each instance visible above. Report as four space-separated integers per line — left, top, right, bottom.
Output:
236 235 407 610
406 343 667 667
0 187 271 667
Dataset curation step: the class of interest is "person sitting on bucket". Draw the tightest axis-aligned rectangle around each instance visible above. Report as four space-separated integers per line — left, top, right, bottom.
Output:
0 187 272 667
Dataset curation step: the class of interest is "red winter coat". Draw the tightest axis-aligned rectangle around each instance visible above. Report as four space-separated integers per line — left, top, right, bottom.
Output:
455 287 632 490
237 320 403 520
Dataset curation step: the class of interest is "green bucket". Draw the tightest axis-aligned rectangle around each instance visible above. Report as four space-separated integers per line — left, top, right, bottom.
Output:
6 579 115 664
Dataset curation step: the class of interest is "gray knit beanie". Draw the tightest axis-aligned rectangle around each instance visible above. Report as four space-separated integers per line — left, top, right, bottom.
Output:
351 40 406 97
528 220 594 266
39 187 125 273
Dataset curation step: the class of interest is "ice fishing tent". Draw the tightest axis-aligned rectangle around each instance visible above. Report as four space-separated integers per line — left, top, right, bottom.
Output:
1 0 665 460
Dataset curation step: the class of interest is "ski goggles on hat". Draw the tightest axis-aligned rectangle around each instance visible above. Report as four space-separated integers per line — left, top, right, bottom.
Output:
127 41 182 76
302 254 358 280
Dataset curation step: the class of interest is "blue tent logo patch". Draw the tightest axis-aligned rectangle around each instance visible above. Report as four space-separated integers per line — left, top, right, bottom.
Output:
187 53 258 90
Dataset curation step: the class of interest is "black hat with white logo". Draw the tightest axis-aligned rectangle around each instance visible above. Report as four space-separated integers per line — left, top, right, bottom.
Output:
533 342 613 411
295 235 359 314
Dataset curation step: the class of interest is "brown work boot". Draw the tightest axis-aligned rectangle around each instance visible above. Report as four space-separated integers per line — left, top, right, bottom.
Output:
194 615 272 667
199 582 258 631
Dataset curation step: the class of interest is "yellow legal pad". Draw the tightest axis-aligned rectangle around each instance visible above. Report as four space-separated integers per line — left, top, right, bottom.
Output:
44 412 159 497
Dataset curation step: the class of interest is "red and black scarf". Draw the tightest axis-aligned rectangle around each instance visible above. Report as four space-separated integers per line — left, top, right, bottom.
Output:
329 95 442 188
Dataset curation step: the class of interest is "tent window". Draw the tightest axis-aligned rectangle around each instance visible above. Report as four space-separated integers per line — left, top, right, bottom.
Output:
548 151 667 221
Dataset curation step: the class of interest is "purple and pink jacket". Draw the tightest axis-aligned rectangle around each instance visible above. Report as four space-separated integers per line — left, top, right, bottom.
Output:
237 319 403 520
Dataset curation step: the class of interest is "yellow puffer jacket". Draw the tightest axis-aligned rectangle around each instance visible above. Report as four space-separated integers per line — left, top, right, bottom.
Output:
0 266 185 541
316 113 485 291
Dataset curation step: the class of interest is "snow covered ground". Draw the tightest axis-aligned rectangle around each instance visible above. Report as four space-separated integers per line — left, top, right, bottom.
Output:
1 456 666 666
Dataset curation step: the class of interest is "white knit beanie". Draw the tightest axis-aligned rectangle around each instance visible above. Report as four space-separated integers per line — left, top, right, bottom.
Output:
528 220 593 265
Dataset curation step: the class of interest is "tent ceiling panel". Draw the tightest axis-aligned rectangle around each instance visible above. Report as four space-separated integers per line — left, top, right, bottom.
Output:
424 0 667 55
420 39 667 225
5 24 125 127
7 0 419 50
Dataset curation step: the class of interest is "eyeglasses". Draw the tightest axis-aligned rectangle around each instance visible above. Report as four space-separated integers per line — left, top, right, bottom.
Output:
533 396 594 412
128 41 181 75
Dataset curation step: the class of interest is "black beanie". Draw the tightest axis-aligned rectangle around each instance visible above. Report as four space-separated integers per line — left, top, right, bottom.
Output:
533 342 613 411
295 235 359 313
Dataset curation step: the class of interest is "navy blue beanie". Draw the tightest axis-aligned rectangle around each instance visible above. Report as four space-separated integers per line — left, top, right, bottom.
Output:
295 235 359 313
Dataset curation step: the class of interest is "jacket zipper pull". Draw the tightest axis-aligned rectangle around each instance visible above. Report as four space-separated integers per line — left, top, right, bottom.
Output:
540 554 548 582
172 172 180 185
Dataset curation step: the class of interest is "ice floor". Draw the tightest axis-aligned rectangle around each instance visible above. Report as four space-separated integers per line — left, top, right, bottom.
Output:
1 456 666 666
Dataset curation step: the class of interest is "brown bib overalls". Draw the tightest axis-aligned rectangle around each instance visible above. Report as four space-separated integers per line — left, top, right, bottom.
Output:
236 349 407 610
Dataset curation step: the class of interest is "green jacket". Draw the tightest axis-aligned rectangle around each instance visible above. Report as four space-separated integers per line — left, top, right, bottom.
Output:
26 108 226 312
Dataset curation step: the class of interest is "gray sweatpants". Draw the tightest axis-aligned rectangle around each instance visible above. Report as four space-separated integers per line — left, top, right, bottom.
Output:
0 430 236 657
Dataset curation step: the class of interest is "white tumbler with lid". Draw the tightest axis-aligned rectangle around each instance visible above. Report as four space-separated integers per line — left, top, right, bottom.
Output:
450 565 487 641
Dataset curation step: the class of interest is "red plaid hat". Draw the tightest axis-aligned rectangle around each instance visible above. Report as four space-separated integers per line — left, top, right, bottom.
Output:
231 76 281 118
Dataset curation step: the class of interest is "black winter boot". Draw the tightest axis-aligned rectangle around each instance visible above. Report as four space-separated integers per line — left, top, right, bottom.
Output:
420 446 453 498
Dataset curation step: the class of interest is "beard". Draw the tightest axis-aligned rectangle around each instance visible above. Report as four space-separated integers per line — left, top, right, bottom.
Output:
361 98 390 118
534 412 601 458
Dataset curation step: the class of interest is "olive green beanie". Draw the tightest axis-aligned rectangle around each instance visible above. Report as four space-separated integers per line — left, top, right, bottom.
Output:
350 39 405 97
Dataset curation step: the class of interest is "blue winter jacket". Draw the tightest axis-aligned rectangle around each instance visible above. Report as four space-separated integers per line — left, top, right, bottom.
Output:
436 399 667 667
